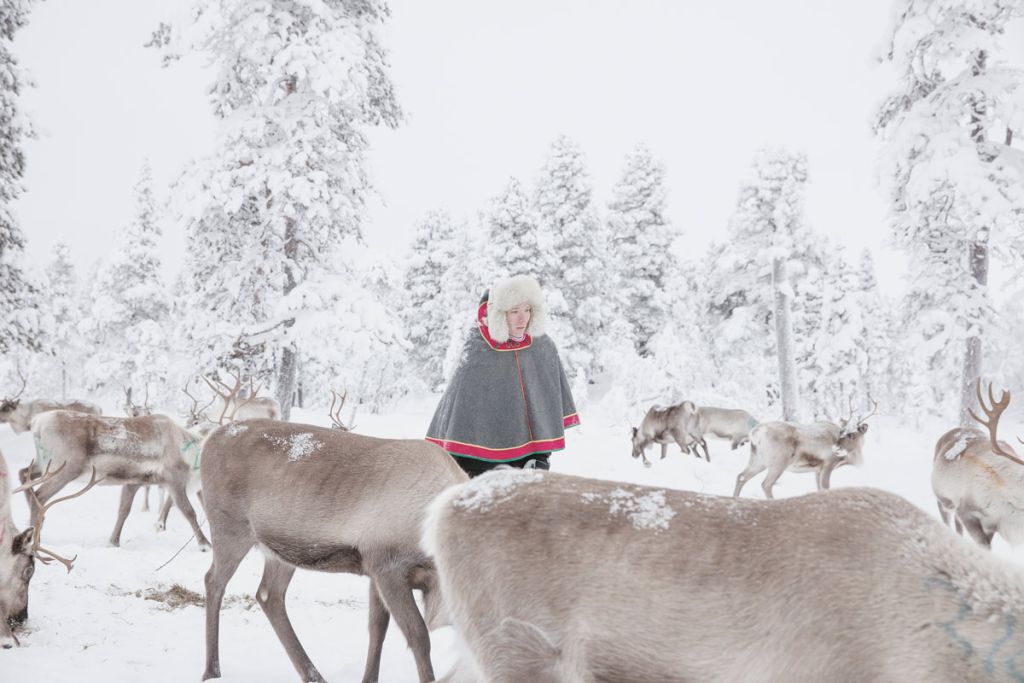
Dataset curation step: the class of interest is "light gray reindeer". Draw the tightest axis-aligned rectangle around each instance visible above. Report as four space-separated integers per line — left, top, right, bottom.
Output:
680 400 758 459
1 451 97 648
933 381 1024 549
200 418 467 683
24 411 209 548
630 403 706 467
424 470 1024 683
0 371 101 434
733 400 874 498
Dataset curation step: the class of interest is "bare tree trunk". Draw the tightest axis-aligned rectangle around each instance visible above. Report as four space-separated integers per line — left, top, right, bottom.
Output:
959 239 989 425
277 214 299 420
958 50 992 427
772 257 800 421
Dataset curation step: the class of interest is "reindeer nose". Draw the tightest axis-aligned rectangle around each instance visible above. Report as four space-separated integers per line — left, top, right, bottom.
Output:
11 607 27 625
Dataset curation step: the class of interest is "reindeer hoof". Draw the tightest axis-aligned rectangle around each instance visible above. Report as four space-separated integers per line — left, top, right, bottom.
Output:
643 461 652 469
108 539 121 548
154 523 166 533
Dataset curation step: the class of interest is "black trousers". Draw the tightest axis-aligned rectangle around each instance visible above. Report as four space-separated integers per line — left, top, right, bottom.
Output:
455 453 551 478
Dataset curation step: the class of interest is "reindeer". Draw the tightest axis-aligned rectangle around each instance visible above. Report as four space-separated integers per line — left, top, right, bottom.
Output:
424 470 1024 683
630 403 706 467
200 418 467 682
1 452 97 648
0 371 101 434
185 374 281 428
122 386 156 512
933 381 1024 549
23 411 209 549
681 400 758 458
733 400 875 498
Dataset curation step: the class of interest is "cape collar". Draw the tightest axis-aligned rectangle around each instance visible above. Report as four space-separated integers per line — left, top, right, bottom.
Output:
477 301 532 351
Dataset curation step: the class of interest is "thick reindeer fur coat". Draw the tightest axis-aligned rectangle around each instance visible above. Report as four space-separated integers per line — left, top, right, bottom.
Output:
427 279 579 463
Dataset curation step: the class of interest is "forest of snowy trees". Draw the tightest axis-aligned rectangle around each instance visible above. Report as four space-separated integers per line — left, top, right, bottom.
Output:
3 0 1024 428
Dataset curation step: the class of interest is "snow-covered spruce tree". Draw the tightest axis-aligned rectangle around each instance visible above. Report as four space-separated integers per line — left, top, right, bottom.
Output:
606 144 676 357
81 162 171 404
856 250 896 413
486 177 543 280
162 1 402 418
876 0 1024 423
37 241 82 400
534 135 610 386
807 246 869 420
0 0 43 358
711 149 815 420
440 218 490 385
400 210 463 389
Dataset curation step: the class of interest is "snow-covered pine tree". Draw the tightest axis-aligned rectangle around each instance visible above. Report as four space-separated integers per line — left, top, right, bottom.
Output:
486 178 543 280
441 218 490 385
0 0 43 358
81 162 171 404
162 0 402 418
712 149 815 420
876 0 1024 423
606 144 676 357
400 209 464 389
534 135 609 386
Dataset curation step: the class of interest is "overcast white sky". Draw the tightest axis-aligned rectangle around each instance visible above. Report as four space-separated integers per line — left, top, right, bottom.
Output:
13 0 905 288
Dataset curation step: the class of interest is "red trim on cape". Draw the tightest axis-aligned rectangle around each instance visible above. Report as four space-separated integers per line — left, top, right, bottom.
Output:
563 413 581 428
477 301 532 351
426 435 566 462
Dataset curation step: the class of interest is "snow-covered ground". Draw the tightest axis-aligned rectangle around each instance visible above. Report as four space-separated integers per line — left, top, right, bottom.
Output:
2 396 1023 681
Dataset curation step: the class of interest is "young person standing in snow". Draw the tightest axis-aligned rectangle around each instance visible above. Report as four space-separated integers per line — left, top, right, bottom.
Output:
426 274 580 477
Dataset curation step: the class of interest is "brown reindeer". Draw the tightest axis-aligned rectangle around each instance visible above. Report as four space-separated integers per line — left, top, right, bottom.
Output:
24 411 209 548
424 470 1024 682
933 381 1024 549
630 403 705 466
1 453 97 648
200 419 467 682
1 372 101 435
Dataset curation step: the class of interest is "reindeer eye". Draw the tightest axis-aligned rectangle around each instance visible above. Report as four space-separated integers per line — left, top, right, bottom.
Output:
22 564 34 580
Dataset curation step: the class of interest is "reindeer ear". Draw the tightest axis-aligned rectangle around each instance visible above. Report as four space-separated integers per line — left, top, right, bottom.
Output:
12 527 34 555
858 423 869 434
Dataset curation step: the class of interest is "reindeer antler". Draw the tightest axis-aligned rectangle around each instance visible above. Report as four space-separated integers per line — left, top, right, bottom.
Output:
2 364 28 408
182 379 216 426
328 389 355 431
15 464 102 572
968 379 1024 466
203 371 261 424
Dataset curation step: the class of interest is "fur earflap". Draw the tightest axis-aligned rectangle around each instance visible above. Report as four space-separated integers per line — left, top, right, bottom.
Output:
487 274 547 343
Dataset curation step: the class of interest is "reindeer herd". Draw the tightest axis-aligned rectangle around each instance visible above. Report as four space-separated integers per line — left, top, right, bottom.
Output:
3 373 1024 681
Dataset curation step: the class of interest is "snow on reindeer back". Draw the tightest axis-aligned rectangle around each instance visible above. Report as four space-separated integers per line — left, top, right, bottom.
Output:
583 487 677 531
453 469 545 512
265 432 324 462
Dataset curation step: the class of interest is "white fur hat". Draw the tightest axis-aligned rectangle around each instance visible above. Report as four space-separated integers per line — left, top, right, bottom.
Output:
486 274 547 343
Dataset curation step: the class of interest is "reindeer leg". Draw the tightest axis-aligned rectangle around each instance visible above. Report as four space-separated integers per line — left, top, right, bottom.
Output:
361 579 391 683
203 518 253 681
141 485 150 512
372 565 435 683
733 459 766 498
659 442 668 460
961 517 994 550
819 460 839 490
760 462 789 500
255 555 325 683
155 491 174 532
699 438 711 462
168 480 210 549
110 484 140 547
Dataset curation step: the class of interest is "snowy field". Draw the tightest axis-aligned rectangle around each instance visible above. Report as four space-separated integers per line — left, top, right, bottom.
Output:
3 396 1024 682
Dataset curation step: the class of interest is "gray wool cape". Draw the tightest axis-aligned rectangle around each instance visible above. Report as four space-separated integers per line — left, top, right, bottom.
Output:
426 302 580 462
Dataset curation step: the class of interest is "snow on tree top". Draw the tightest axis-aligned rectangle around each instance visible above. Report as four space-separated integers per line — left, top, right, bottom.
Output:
452 469 545 513
582 487 676 531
